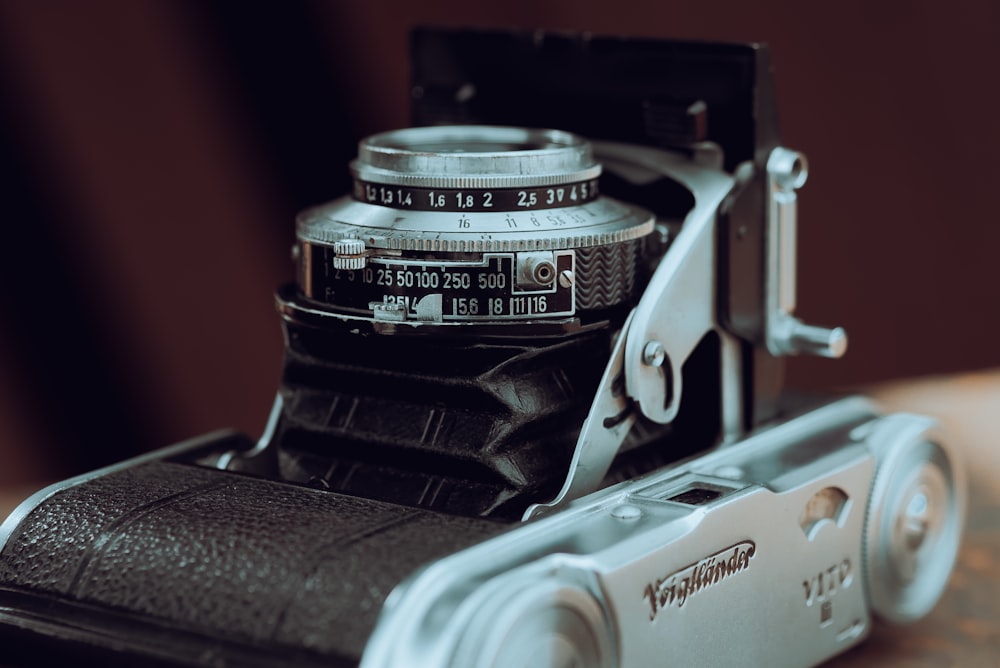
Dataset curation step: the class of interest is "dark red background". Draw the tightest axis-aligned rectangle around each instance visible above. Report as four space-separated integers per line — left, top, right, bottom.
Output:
1 1 997 483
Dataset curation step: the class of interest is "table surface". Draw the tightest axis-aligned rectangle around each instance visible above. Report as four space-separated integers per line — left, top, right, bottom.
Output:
1 371 998 666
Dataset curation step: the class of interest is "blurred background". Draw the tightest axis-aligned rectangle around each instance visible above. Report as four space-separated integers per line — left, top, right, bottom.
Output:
0 1 997 486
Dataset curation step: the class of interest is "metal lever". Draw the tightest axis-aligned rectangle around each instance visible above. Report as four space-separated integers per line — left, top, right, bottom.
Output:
771 317 848 359
765 148 848 358
525 144 735 519
523 311 638 520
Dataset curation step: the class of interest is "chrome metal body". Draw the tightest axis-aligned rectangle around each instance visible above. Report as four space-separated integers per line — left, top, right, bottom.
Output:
598 141 733 426
526 142 738 518
532 141 855 519
361 398 965 668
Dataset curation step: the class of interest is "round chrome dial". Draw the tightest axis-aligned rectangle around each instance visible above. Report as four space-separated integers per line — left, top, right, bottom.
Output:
863 416 965 624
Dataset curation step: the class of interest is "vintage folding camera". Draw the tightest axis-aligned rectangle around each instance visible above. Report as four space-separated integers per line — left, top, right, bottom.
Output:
0 29 965 668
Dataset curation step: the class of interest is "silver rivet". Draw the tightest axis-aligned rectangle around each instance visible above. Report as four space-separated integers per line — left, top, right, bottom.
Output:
902 491 930 551
531 259 556 285
643 341 665 367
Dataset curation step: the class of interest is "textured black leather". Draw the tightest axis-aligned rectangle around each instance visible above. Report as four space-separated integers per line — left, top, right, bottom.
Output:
0 459 508 664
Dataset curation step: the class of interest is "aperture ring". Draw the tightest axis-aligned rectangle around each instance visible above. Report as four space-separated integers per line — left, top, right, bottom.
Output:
351 178 600 212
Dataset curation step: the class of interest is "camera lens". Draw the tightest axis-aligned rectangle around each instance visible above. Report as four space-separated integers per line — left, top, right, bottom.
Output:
354 126 598 190
293 125 656 332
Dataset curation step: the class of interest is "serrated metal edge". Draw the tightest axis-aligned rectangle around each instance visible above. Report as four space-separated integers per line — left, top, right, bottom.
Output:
298 198 655 252
349 164 602 189
300 223 653 252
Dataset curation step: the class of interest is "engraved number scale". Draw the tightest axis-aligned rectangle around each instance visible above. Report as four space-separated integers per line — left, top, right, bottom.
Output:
295 126 655 329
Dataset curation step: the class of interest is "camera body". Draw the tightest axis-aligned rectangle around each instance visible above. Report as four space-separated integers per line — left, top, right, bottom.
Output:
0 29 964 668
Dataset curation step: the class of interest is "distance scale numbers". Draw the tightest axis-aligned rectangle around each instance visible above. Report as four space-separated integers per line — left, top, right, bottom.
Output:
315 252 575 321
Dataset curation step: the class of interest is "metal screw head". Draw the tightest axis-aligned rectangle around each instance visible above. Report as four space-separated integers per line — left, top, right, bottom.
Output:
885 463 948 587
642 341 666 367
902 491 931 551
558 270 575 288
530 259 556 285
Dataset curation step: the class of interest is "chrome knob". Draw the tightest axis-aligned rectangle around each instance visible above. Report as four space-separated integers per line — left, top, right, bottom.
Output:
331 238 367 270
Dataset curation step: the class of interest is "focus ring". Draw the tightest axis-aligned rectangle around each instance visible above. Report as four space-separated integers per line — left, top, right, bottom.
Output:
296 197 655 252
351 179 600 212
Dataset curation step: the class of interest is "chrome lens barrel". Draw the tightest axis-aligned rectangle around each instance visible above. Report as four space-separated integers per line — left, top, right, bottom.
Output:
294 126 656 331
354 126 600 190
